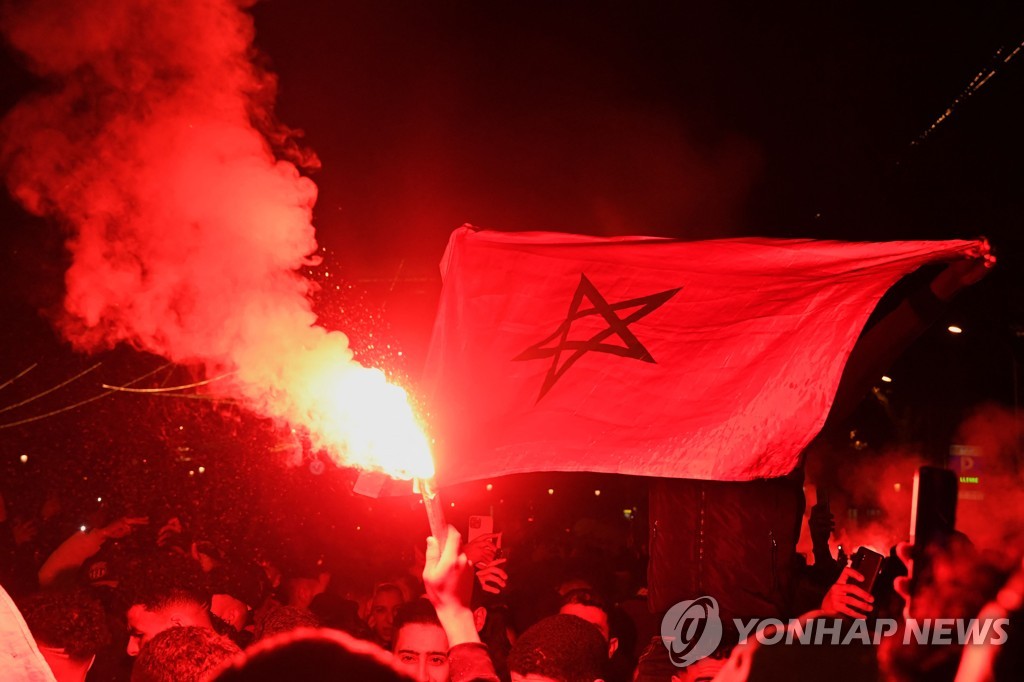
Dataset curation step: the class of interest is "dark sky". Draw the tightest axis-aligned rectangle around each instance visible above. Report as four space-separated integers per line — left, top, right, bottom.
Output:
243 1 1024 371
244 1 1024 272
0 1 1021 481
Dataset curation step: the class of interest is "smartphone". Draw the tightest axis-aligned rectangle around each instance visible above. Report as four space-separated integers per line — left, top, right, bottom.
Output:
468 514 494 543
849 547 886 595
909 466 958 594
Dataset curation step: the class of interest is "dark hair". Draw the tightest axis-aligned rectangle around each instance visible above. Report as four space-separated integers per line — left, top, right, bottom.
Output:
309 593 368 637
254 605 319 642
509 614 607 682
131 626 240 682
559 588 610 614
391 598 442 641
212 628 408 682
18 589 111 660
119 552 211 612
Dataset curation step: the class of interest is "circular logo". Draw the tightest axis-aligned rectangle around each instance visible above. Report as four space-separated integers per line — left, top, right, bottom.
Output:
661 596 723 667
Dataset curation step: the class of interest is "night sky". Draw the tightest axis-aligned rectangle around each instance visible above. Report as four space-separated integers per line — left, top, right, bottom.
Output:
0 2 1021 542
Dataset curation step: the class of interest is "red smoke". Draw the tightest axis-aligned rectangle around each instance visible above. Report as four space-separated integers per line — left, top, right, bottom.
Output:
2 0 319 358
802 403 1023 558
952 402 1024 550
1 0 430 477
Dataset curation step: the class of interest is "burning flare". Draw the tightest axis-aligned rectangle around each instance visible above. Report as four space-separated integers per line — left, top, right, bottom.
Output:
0 0 432 479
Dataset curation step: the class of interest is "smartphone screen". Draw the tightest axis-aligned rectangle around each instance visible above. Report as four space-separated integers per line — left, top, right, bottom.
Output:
468 514 494 544
909 466 957 595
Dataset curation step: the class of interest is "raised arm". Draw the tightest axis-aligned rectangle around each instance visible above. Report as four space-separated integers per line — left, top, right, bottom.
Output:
825 249 994 428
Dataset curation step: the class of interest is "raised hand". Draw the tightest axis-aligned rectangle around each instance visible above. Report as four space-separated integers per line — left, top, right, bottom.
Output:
475 558 509 595
463 532 499 567
100 516 149 540
821 566 874 618
423 525 481 647
423 526 474 613
929 244 995 301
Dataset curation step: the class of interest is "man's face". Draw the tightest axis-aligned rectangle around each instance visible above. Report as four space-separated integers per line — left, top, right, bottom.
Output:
393 622 450 682
126 605 177 656
211 594 249 632
369 589 404 644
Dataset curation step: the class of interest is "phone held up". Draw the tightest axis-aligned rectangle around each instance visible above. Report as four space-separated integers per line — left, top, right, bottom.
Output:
909 466 958 596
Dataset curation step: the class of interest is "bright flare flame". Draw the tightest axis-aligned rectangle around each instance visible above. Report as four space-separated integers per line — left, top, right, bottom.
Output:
292 361 433 480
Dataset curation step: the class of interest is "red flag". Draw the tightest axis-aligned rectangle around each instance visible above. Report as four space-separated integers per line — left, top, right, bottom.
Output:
424 225 984 484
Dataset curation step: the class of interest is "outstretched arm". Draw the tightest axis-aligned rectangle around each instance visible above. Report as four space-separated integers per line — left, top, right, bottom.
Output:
38 516 148 587
825 249 994 428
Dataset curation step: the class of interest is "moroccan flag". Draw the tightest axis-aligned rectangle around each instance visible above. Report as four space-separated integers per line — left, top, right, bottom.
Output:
423 225 983 484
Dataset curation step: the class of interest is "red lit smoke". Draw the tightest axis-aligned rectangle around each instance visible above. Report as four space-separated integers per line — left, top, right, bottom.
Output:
803 403 1023 558
952 402 1024 550
1 0 319 357
0 0 428 476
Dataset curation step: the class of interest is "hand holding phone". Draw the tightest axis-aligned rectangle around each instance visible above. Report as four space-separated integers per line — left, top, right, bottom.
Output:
465 515 500 566
849 546 886 596
822 565 876 618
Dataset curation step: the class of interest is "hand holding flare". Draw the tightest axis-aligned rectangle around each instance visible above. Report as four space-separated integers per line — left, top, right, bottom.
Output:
423 526 481 647
417 477 449 549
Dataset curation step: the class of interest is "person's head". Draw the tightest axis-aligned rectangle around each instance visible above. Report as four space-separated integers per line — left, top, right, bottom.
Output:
131 626 240 682
18 589 111 682
509 614 607 682
207 561 267 633
391 599 449 682
254 605 319 642
212 628 409 682
120 553 214 656
558 589 618 658
282 572 331 611
309 592 365 636
367 583 405 646
557 578 594 598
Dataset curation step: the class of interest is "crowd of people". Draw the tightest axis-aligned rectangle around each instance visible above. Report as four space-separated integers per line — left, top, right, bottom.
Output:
1 478 1021 682
0 254 1019 681
0 489 631 682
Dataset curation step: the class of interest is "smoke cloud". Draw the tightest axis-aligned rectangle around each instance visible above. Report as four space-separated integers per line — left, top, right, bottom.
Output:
804 403 1023 558
1 0 429 477
952 402 1024 550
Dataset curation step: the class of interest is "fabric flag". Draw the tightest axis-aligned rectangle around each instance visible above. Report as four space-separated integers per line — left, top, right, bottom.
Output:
423 225 984 485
